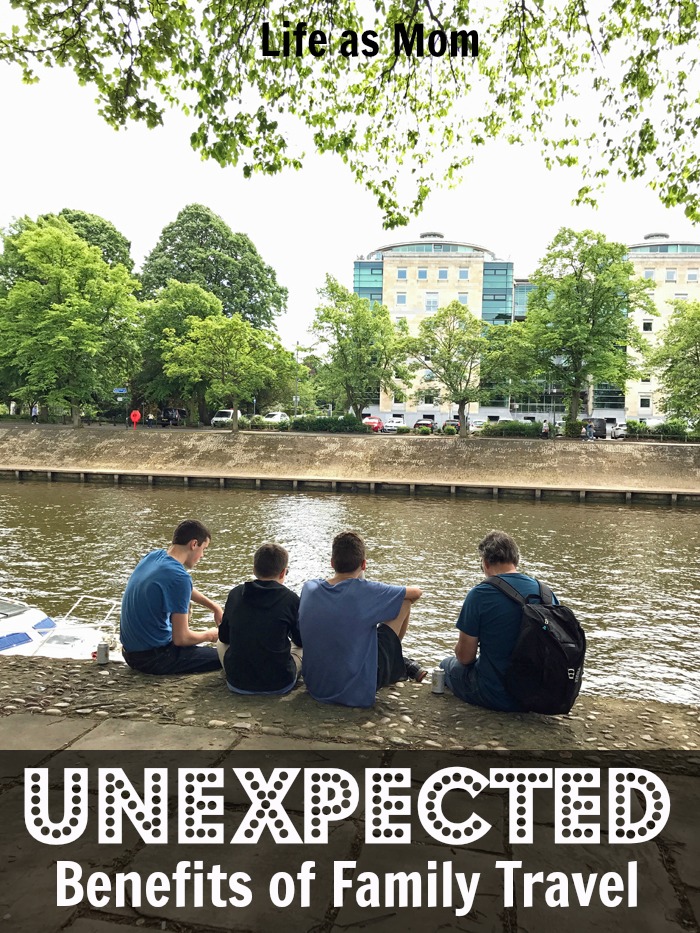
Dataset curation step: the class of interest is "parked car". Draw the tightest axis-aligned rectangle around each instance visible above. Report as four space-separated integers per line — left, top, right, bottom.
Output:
362 416 384 433
160 407 187 427
211 409 241 427
469 419 486 433
413 418 437 432
611 422 627 439
263 411 290 423
382 417 404 434
441 419 461 432
581 417 607 439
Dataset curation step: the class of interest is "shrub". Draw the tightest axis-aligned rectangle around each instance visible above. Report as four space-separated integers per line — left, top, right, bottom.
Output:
626 419 648 435
290 415 369 433
237 416 250 429
249 415 266 429
442 425 457 435
481 419 542 438
396 425 412 435
277 419 290 431
417 426 432 435
651 418 688 436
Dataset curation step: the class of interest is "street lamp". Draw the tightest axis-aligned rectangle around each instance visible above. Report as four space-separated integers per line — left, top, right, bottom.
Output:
551 388 560 437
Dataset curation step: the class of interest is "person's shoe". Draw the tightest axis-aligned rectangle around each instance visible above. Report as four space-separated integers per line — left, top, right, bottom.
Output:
404 657 428 682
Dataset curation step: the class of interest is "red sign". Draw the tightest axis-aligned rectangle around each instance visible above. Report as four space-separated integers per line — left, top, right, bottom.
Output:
129 410 141 430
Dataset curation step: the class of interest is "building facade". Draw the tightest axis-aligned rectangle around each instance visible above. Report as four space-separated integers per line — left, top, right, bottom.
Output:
353 231 700 428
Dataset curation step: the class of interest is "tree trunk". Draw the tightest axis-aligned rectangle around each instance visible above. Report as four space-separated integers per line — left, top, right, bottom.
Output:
458 401 468 438
231 401 239 432
197 390 209 425
568 387 581 421
71 401 82 428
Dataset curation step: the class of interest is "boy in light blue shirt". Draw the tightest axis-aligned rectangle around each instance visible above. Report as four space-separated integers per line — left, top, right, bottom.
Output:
299 531 425 708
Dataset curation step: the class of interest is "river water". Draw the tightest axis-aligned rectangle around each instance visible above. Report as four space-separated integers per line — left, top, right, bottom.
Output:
1 481 699 705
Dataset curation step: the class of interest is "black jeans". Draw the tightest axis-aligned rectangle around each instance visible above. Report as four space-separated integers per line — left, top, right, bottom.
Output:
122 642 221 675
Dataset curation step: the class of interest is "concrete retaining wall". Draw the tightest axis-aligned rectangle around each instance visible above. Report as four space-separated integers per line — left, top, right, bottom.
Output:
1 425 699 492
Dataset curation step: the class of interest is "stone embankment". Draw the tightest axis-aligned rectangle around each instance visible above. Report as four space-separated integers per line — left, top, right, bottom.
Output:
0 424 699 499
1 654 698 752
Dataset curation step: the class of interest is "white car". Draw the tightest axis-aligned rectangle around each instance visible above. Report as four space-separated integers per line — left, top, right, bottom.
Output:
263 411 290 423
382 417 404 433
611 422 627 439
469 419 486 433
211 409 241 427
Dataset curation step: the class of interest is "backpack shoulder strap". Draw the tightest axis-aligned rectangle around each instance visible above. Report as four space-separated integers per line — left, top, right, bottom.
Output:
537 581 554 606
481 575 526 606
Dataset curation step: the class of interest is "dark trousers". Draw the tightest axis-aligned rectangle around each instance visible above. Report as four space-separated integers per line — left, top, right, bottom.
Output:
123 642 221 675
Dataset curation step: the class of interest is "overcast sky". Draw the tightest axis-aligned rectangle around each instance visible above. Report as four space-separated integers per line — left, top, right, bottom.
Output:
1 60 699 348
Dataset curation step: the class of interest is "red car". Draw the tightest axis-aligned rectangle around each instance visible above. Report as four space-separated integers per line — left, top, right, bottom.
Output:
362 416 384 433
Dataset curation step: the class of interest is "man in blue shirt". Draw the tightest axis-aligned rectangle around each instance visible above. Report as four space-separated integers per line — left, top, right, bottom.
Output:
440 530 558 711
299 531 424 708
121 519 223 675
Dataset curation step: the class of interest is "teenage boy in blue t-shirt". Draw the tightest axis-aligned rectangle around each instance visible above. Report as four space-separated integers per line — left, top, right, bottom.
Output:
299 531 425 708
120 519 223 675
440 529 559 711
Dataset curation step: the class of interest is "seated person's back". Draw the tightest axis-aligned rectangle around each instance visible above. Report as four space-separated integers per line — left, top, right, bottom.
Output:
299 531 423 708
218 542 301 695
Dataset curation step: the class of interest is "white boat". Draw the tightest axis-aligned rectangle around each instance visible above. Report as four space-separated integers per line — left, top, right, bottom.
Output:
0 595 123 661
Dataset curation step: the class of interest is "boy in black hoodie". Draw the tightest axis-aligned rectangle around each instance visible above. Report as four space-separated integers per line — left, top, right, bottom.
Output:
217 543 302 695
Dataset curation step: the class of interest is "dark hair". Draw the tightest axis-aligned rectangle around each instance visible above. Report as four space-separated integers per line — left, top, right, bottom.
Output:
172 519 211 546
478 530 520 567
332 531 366 573
254 542 289 578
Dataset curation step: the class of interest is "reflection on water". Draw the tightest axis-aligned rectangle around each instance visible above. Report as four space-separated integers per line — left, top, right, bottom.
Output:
1 481 699 705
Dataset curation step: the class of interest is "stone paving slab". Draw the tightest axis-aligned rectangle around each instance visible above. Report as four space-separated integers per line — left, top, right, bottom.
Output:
331 843 504 932
235 733 368 751
64 921 146 933
108 820 358 932
0 786 141 933
0 712 97 750
656 775 700 920
68 718 237 752
511 840 683 932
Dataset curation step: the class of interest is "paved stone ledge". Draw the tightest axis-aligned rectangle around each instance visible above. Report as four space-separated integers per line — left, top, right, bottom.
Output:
1 655 698 752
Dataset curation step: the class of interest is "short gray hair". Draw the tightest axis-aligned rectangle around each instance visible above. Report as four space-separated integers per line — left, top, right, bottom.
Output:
478 530 520 567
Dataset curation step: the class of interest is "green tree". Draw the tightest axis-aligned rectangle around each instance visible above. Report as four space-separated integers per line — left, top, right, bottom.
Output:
651 300 700 425
56 209 134 271
0 221 141 426
141 204 286 328
3 4 700 224
312 277 411 419
509 229 656 422
410 301 487 437
161 312 295 430
137 280 223 420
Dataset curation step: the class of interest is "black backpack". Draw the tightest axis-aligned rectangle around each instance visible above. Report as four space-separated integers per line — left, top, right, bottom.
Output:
482 576 586 715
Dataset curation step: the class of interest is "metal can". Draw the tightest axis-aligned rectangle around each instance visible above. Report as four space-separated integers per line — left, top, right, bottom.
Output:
96 641 109 665
431 667 445 694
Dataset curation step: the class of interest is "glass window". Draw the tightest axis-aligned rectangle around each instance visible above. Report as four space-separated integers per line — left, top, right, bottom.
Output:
458 293 468 305
643 269 655 280
643 321 653 332
458 268 469 280
438 268 448 280
423 395 435 405
418 268 428 280
665 268 677 282
396 293 407 305
397 268 407 280
674 293 688 300
639 397 651 408
425 292 439 312
688 269 698 282
641 375 651 382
